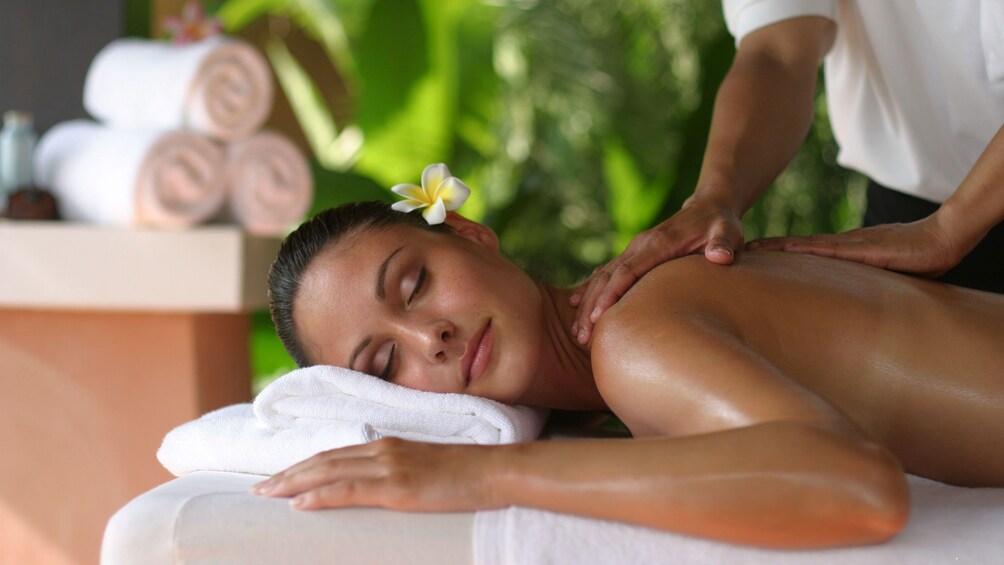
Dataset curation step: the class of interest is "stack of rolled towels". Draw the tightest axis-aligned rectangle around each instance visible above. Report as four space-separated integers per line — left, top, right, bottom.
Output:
34 37 313 234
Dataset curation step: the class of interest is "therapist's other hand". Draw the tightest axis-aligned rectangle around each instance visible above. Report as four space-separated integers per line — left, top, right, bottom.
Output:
252 437 502 512
746 215 967 278
570 197 744 345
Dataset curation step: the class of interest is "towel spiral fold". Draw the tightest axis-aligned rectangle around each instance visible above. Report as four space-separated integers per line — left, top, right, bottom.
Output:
224 131 313 236
35 121 226 228
83 37 273 142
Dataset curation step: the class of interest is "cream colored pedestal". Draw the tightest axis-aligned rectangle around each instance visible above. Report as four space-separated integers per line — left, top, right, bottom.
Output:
0 221 280 565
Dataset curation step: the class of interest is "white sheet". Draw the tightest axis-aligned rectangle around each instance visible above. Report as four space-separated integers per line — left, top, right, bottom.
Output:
475 474 1004 564
104 472 1004 565
102 472 473 565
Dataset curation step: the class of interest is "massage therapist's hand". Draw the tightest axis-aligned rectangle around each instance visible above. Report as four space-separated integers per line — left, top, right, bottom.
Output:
252 437 505 512
570 195 744 344
746 213 971 278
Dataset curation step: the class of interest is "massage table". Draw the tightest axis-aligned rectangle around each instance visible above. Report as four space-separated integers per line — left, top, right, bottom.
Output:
103 470 1004 564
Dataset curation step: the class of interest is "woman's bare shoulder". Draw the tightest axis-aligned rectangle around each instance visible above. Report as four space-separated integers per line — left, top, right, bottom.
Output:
588 256 736 436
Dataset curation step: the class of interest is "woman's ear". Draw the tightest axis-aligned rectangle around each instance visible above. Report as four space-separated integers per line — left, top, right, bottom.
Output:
443 212 500 252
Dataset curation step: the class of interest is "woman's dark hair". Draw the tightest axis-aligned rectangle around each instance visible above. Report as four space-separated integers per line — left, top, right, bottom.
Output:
268 201 451 367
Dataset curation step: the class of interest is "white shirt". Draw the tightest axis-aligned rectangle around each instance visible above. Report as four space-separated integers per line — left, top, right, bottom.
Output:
723 0 1004 203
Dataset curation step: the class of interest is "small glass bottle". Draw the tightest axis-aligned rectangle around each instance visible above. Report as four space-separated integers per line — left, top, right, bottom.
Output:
0 110 38 213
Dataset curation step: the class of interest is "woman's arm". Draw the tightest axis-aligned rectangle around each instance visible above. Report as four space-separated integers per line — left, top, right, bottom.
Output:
253 422 905 548
254 306 908 549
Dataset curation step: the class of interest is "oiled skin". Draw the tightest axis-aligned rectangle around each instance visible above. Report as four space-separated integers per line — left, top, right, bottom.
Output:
593 251 1004 487
258 221 1002 549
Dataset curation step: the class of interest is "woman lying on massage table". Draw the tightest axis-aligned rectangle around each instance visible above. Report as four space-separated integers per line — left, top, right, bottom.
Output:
255 190 1004 548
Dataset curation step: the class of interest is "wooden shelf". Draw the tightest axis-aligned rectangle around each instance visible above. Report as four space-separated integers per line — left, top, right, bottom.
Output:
0 220 281 312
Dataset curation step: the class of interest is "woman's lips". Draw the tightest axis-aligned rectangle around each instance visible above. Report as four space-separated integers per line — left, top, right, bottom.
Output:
463 320 493 386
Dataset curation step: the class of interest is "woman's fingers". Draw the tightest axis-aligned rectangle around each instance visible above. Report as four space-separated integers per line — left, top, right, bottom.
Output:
290 477 386 510
255 454 383 498
253 439 498 512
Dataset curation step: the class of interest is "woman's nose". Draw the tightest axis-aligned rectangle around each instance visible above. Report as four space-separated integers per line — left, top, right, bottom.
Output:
414 319 459 364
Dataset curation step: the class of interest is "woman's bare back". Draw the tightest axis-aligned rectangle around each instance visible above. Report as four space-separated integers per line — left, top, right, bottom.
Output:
594 251 1004 486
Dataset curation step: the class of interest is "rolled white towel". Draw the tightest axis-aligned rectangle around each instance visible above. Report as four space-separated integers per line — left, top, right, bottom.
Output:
157 366 547 476
83 37 273 142
254 365 549 445
224 131 313 236
34 120 226 227
157 404 380 476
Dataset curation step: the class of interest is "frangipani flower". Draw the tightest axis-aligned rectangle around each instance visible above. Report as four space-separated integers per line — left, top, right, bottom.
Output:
390 163 471 225
162 1 223 45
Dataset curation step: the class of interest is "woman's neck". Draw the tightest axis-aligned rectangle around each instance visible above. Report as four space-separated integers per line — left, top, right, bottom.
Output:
517 282 608 411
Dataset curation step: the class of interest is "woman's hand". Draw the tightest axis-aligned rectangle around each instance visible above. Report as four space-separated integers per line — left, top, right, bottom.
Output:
570 198 743 344
252 437 505 512
746 213 970 278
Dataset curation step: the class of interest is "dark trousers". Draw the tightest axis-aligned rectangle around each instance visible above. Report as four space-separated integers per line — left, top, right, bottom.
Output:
864 180 1004 294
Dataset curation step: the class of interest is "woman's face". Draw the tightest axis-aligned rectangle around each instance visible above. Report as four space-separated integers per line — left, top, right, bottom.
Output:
293 217 544 403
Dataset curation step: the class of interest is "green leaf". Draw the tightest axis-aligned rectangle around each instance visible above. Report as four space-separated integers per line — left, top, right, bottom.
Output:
285 0 367 83
603 136 669 251
308 163 392 218
216 0 285 32
265 38 362 170
351 0 457 186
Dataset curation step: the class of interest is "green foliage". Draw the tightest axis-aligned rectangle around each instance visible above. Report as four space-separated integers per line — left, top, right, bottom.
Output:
217 0 865 384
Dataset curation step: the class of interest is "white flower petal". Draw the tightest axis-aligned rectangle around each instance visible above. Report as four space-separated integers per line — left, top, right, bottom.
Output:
435 176 471 210
422 197 447 225
390 183 428 203
421 164 451 195
391 200 425 213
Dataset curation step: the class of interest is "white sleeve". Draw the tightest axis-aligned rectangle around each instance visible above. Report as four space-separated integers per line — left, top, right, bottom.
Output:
722 0 838 46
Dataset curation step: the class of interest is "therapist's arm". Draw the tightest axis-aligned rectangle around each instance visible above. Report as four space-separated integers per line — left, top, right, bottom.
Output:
749 123 1004 276
571 17 836 344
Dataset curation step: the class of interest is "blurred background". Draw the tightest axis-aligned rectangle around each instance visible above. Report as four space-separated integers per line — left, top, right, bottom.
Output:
0 4 867 560
1 0 866 390
220 0 868 390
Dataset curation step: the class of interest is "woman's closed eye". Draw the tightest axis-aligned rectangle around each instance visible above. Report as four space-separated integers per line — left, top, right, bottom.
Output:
376 343 396 381
376 268 426 380
406 267 427 305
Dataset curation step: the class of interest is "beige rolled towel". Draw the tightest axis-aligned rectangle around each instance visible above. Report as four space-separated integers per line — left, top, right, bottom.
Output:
83 37 273 142
224 131 313 236
34 120 226 228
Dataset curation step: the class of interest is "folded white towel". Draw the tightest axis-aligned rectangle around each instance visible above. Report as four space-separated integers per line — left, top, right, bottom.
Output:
34 120 226 227
255 366 548 445
157 404 380 476
475 475 1004 565
157 365 547 476
83 37 273 142
223 131 313 236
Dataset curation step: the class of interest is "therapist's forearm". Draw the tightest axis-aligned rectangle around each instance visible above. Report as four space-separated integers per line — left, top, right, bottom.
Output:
694 19 833 214
937 123 1004 256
